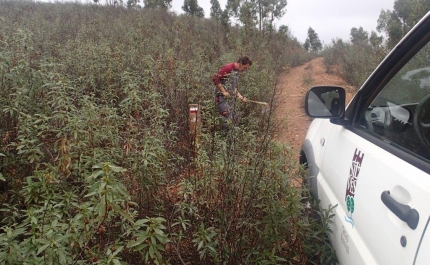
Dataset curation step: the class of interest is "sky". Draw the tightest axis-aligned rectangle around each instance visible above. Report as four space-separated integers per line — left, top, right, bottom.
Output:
171 0 396 44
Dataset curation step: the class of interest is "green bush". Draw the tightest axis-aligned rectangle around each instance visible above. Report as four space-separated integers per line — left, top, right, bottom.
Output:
0 1 335 263
322 38 388 89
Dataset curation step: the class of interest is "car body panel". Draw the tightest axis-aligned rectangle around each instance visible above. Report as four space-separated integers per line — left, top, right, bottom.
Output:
300 119 333 199
414 217 430 264
319 120 430 264
316 166 378 265
300 11 430 265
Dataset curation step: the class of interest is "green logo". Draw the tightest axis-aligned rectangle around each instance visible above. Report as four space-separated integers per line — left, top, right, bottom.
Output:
346 195 355 213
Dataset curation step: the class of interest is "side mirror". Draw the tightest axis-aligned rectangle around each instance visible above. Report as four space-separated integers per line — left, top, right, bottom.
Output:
305 86 346 119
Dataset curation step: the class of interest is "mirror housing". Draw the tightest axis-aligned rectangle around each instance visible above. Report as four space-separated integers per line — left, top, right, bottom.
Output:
305 86 346 119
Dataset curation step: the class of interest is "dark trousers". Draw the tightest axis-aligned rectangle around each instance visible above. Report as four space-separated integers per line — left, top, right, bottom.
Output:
215 94 239 125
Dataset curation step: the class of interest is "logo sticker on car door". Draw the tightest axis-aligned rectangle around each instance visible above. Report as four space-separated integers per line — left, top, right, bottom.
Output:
345 148 364 228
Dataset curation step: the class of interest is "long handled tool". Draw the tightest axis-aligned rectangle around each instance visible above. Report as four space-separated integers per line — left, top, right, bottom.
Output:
247 99 270 113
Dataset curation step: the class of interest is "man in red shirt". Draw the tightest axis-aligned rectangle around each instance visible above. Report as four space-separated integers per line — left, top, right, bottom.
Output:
212 56 252 122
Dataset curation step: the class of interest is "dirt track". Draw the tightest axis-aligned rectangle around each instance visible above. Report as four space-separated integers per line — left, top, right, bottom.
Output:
274 57 355 155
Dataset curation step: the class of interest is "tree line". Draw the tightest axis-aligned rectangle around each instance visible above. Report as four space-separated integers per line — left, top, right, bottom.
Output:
96 0 288 35
321 0 430 88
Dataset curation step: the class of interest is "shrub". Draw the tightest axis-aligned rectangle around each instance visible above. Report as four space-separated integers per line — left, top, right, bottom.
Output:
0 1 334 263
322 39 388 89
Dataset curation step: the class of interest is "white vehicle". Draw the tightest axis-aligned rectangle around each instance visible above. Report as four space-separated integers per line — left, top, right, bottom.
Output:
300 12 430 265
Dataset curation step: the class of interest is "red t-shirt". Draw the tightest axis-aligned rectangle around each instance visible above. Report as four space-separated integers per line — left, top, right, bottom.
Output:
212 63 238 86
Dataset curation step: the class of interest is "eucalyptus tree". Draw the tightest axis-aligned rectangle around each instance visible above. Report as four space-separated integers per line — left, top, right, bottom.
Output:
182 0 205 17
256 0 287 33
377 0 430 48
127 0 140 8
210 0 223 21
143 0 172 8
304 27 322 53
225 0 243 22
222 0 256 30
350 27 369 45
209 0 230 27
369 31 384 49
277 25 290 39
223 0 287 32
239 1 258 30
377 9 404 49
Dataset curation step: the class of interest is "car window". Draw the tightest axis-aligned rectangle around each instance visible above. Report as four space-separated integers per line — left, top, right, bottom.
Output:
357 40 430 162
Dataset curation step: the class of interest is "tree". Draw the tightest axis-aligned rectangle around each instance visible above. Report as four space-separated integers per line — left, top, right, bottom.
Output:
350 27 368 45
377 0 430 48
127 0 140 9
225 0 240 18
277 25 290 39
238 1 257 30
221 0 256 30
393 0 430 29
223 0 287 32
220 9 231 29
257 0 287 33
304 27 322 53
377 9 405 48
182 0 205 18
210 0 223 21
369 31 384 49
143 0 172 8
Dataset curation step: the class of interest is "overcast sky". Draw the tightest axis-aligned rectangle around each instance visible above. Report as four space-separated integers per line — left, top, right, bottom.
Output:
171 0 396 44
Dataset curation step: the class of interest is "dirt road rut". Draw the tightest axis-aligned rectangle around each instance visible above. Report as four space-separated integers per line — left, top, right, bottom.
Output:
275 57 354 155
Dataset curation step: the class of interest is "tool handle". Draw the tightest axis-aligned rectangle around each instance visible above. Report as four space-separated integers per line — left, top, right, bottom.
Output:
247 99 268 105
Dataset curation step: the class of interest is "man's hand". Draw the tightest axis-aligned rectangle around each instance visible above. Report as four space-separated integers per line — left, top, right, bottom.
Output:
238 94 247 102
222 91 230 97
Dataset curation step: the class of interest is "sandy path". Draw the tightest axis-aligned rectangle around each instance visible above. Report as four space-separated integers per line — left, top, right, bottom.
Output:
275 57 355 155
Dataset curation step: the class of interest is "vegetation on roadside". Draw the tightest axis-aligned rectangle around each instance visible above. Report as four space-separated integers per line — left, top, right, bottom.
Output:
0 1 334 264
321 36 387 89
321 0 430 90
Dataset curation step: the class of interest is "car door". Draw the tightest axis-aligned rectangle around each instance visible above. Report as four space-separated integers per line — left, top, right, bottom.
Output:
322 124 430 265
414 221 430 265
320 26 430 264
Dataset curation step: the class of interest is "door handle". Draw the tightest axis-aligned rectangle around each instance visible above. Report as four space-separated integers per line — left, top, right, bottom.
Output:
381 190 419 230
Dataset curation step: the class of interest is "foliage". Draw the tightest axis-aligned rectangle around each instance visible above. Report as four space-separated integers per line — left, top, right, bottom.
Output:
0 162 169 264
222 0 287 33
182 0 204 18
304 27 322 54
0 0 333 264
177 124 338 264
322 0 428 90
255 0 287 32
377 0 430 49
322 38 387 89
350 27 368 45
143 0 172 9
369 31 384 49
321 12 389 89
209 0 223 21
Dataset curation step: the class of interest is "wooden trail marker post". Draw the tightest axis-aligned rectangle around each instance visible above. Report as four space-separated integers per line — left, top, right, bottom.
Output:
188 104 201 155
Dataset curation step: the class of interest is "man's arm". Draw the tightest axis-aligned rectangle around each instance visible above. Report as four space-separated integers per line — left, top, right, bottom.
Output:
236 91 247 102
212 64 235 97
217 83 230 97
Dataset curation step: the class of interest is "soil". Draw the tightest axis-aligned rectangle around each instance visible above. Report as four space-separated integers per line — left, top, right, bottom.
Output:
274 57 355 156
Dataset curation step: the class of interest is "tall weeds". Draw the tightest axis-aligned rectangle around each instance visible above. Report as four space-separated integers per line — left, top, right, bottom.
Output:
0 1 335 263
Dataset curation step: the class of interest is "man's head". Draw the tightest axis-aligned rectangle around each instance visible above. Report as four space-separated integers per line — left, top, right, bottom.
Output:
237 56 252 72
